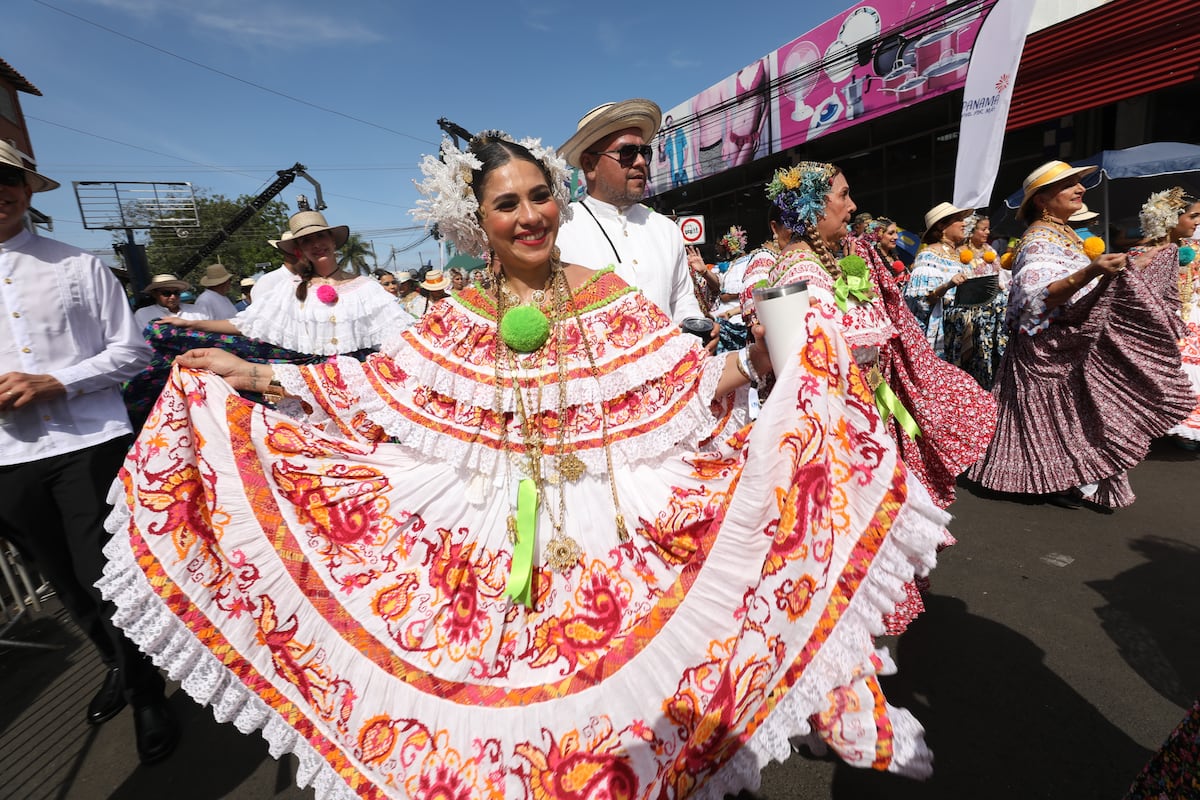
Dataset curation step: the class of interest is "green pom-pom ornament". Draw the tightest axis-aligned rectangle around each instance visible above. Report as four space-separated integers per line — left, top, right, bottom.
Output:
500 305 550 353
1180 245 1196 267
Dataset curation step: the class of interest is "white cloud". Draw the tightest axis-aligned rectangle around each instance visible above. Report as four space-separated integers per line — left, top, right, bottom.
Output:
668 52 702 69
81 0 383 48
520 0 554 33
594 20 622 57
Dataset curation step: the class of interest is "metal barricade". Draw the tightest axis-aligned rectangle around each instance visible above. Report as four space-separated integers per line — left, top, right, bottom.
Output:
0 537 58 650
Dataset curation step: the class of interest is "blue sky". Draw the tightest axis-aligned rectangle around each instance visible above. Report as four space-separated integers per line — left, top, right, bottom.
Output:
10 0 829 271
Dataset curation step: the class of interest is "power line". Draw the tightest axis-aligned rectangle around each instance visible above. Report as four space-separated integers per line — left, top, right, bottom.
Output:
32 0 439 147
28 115 411 210
43 164 423 173
27 115 264 182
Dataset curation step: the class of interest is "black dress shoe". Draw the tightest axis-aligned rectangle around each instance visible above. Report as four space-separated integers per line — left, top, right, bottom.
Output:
133 699 180 764
87 667 126 725
1079 495 1116 515
1045 490 1082 509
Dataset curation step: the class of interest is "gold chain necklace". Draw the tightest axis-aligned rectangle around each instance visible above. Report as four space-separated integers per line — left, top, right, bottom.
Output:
491 251 625 587
1038 214 1085 249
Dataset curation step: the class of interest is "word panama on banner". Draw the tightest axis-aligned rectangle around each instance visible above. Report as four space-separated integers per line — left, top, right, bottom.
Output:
952 0 1037 209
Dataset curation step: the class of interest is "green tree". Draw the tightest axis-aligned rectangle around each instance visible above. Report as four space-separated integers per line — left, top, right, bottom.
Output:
338 233 376 275
135 191 292 289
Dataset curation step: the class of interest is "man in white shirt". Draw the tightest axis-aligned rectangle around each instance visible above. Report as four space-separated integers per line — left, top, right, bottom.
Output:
133 272 208 331
556 99 707 327
191 263 240 319
252 231 302 300
0 142 178 764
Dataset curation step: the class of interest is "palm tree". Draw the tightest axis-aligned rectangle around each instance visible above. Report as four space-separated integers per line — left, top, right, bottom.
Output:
338 233 375 275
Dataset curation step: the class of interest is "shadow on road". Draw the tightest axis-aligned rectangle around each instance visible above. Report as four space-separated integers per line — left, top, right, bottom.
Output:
1087 536 1200 709
105 689 309 800
827 593 1152 800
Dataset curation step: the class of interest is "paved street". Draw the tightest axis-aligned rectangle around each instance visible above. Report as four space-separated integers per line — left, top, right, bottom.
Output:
2 440 1197 799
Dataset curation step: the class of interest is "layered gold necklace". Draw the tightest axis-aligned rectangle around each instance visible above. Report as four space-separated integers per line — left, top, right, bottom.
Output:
493 250 627 607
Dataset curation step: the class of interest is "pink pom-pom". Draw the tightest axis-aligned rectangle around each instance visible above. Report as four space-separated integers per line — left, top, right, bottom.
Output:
316 284 338 304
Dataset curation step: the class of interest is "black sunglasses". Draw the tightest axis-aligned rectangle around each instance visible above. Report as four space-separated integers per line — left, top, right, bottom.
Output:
154 289 180 296
587 144 653 167
0 169 26 187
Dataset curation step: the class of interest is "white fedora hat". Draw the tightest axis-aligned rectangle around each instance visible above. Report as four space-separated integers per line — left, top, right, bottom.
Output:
419 269 451 292
1018 160 1098 221
142 273 189 295
922 201 971 238
277 211 350 254
558 99 662 168
1068 203 1099 223
198 263 234 287
267 230 295 251
0 140 59 193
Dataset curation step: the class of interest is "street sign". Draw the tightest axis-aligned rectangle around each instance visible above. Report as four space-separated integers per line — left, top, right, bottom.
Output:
678 215 706 244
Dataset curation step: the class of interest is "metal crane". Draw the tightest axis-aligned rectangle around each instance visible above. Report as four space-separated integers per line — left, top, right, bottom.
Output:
174 163 324 277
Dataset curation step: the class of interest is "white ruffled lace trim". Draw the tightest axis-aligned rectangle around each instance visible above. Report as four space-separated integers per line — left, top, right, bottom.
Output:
694 474 945 798
100 463 943 800
235 277 414 355
286 351 728 475
378 294 707 413
100 490 357 800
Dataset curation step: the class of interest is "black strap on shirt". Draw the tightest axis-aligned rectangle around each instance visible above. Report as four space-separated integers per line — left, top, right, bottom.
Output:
578 200 622 264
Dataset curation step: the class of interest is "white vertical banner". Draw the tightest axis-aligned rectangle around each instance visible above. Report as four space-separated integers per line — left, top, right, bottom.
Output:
952 0 1037 209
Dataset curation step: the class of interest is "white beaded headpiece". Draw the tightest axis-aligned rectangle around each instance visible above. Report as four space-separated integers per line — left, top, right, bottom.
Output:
411 132 573 257
1138 187 1189 242
963 213 981 238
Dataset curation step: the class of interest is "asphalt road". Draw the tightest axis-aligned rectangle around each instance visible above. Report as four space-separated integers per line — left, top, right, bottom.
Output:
2 440 1196 799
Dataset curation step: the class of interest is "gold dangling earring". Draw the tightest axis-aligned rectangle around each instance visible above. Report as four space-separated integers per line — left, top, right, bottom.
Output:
1041 208 1057 224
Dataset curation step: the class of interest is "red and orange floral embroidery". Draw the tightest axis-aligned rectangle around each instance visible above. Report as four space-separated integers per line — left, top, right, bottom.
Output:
525 561 634 672
515 720 639 800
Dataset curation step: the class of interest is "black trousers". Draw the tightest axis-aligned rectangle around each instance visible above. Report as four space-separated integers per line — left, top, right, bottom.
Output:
0 435 166 706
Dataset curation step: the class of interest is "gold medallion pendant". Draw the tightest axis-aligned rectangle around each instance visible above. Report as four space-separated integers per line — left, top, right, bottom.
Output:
544 534 582 573
866 364 885 391
557 453 586 483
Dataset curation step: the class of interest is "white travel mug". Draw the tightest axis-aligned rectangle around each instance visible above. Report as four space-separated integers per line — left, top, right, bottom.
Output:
752 281 810 366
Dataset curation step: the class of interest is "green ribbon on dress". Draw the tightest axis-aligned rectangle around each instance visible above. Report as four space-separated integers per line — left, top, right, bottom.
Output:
875 380 922 440
833 255 875 313
505 478 538 608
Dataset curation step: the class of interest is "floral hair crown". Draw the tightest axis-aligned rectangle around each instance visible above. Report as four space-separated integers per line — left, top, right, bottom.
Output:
1139 187 1192 241
765 161 836 237
862 216 893 244
412 130 573 257
720 225 747 256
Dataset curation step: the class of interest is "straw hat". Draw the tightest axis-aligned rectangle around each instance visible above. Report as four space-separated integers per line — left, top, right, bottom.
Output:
419 269 451 291
1068 203 1099 223
143 273 189 295
1017 160 1098 221
0 140 59 193
922 202 971 238
395 270 414 283
276 211 350 254
198 263 234 287
558 99 662 168
267 230 294 251
239 276 257 289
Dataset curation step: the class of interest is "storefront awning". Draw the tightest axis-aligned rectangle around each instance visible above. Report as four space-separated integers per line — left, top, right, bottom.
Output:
1008 0 1200 130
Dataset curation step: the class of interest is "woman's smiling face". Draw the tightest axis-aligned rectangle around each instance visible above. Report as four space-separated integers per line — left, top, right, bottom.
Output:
478 158 559 275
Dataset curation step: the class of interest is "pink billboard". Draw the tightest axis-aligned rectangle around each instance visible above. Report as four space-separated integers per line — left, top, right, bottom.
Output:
650 0 993 192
